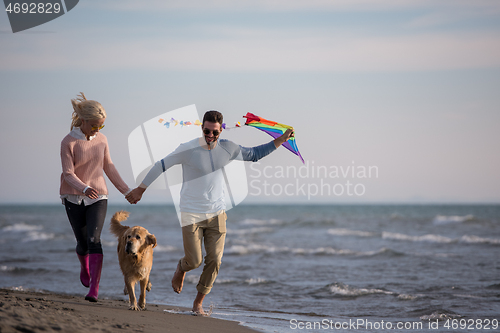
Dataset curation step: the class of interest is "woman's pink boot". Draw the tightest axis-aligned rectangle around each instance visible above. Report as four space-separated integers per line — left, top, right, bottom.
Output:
85 254 103 302
77 253 90 288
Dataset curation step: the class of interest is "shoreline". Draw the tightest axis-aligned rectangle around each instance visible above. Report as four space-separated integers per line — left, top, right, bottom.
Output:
0 288 259 333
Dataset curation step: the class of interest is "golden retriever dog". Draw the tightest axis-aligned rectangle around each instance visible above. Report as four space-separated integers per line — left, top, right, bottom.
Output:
110 211 157 311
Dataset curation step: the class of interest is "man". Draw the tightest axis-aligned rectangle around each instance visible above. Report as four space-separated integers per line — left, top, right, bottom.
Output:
126 110 293 315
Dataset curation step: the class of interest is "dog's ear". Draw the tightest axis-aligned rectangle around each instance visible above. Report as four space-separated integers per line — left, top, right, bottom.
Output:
147 234 157 248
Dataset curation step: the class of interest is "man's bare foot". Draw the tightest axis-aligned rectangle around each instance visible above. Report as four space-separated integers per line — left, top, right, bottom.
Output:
192 292 206 316
171 262 185 294
192 304 206 316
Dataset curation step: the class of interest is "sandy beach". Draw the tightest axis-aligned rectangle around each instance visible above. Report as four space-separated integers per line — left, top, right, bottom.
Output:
0 288 258 333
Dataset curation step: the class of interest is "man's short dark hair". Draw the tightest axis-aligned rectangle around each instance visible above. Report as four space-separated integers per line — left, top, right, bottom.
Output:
203 110 223 126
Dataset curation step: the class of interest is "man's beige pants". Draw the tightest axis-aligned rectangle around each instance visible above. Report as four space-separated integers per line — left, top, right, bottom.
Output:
179 211 227 295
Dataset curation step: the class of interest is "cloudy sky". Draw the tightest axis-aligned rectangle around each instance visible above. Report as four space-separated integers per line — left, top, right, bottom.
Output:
1 0 499 204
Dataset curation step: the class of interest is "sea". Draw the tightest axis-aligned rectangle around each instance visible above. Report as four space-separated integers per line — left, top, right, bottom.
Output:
1 203 499 333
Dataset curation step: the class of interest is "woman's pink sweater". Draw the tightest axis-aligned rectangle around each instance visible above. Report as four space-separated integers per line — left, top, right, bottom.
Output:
60 132 129 196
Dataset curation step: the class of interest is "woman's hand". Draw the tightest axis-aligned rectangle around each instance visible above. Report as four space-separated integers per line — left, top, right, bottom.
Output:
84 187 99 199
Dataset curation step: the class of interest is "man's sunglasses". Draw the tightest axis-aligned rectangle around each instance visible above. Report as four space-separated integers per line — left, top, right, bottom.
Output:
203 129 220 136
91 124 105 131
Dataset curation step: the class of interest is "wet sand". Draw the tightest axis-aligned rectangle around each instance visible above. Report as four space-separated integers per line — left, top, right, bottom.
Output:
0 288 258 333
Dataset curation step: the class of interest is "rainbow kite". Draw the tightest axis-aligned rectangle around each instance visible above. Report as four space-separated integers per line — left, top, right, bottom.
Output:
244 112 304 164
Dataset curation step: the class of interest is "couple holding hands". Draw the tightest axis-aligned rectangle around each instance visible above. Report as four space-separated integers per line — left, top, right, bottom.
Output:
60 93 293 314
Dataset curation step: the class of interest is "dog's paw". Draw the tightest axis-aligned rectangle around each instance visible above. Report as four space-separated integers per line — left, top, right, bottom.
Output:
146 281 152 292
129 304 140 311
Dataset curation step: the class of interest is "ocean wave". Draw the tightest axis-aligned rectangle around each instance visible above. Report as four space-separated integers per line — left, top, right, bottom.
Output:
3 223 43 232
328 226 500 246
433 214 475 225
225 242 404 258
486 283 500 290
0 266 56 275
224 243 308 255
227 227 275 235
101 240 117 247
420 311 462 321
328 282 395 297
460 235 500 245
190 275 269 286
0 258 33 264
239 218 284 226
0 265 15 272
224 243 281 255
327 228 377 238
292 247 358 255
214 278 269 285
2 223 56 242
364 247 405 257
245 278 268 285
224 243 369 256
382 232 455 243
412 251 459 258
398 294 418 300
382 231 500 246
293 246 403 257
185 275 200 284
214 278 238 284
327 282 420 301
154 245 178 252
454 294 484 299
24 231 56 242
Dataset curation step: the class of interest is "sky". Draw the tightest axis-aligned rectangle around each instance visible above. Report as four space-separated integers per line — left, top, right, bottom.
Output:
0 0 499 205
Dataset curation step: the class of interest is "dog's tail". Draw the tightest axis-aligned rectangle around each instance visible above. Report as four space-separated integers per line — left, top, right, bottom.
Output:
110 210 130 237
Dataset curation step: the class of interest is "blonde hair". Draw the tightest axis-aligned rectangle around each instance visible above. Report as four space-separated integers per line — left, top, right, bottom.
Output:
70 92 107 130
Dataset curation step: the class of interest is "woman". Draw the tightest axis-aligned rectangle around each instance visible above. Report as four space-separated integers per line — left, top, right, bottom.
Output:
60 92 130 302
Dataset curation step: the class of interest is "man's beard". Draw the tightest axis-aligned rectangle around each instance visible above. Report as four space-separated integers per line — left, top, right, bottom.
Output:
205 135 219 145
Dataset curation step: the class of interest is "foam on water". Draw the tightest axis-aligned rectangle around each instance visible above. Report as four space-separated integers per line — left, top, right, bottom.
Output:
328 283 423 302
245 278 268 285
3 223 56 242
383 232 455 243
329 282 395 297
214 278 270 285
291 247 358 255
224 242 395 257
214 278 238 284
420 311 462 321
227 227 275 235
0 265 15 272
3 223 43 232
328 227 500 246
327 228 376 237
154 245 178 252
460 235 500 245
224 243 284 255
24 231 56 242
433 214 475 225
383 231 500 246
240 218 284 226
398 294 418 300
